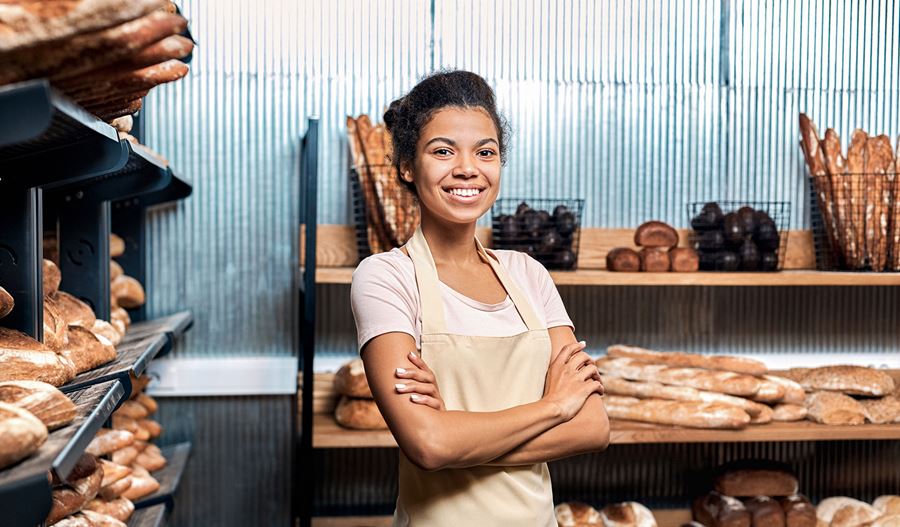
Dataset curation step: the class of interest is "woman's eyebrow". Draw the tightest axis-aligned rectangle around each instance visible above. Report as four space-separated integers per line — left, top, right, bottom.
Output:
475 138 499 147
424 137 455 147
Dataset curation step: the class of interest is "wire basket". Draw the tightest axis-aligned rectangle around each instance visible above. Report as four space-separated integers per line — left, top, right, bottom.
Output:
491 198 585 270
349 164 419 261
808 173 900 271
686 201 791 272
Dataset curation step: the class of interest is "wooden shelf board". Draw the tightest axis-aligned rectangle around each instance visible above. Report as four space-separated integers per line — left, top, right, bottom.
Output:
312 413 900 449
311 509 691 527
315 267 900 286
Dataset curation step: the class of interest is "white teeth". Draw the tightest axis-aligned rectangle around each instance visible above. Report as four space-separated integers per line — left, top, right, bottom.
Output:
449 188 480 197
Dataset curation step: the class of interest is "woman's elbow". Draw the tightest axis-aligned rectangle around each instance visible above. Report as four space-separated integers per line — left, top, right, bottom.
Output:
593 409 611 450
402 430 452 472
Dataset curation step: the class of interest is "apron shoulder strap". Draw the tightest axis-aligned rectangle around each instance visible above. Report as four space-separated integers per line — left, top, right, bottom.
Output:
475 238 544 331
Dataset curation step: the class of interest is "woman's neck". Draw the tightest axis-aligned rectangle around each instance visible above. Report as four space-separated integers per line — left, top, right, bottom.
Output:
419 211 481 267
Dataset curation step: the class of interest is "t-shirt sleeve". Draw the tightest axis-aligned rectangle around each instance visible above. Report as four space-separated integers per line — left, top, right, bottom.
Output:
524 255 574 330
350 255 419 352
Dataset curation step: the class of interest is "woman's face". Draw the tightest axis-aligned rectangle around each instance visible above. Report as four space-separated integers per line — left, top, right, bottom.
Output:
404 107 501 226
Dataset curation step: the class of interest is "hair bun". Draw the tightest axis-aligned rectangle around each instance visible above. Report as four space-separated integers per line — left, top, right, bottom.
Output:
383 98 403 131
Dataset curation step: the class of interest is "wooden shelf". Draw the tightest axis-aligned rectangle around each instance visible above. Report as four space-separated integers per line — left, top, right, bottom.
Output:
311 509 691 527
312 413 900 449
314 267 900 286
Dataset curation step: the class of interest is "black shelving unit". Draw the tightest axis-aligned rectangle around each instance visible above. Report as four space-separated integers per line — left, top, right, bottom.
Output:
120 311 194 355
0 380 124 527
133 442 192 510
59 333 167 399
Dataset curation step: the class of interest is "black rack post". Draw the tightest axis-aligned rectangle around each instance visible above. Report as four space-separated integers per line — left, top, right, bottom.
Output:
0 186 43 339
111 198 147 321
296 117 319 527
55 195 112 320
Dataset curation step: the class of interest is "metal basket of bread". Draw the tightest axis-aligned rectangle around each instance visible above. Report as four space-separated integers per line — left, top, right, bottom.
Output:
491 199 584 270
799 114 900 271
687 201 790 272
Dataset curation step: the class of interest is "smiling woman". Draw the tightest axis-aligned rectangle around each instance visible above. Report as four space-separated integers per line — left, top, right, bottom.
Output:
351 70 609 527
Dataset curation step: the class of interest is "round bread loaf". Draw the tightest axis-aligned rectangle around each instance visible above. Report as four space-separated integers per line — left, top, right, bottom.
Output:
110 233 126 257
0 286 13 319
92 319 122 347
634 221 679 248
43 295 69 351
600 502 657 527
669 247 700 272
0 380 76 431
0 327 77 386
0 401 48 469
639 247 670 272
606 248 641 272
53 291 97 329
555 502 602 527
43 258 61 296
110 259 124 281
334 359 372 398
874 496 900 515
334 396 387 430
112 275 146 309
61 326 117 375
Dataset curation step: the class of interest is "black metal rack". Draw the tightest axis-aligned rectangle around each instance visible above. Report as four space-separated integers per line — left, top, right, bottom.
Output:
0 380 124 527
59 333 167 399
128 503 169 527
133 442 192 510
121 310 194 357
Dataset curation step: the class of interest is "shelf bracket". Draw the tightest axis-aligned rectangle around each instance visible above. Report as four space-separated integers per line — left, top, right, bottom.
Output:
0 186 43 339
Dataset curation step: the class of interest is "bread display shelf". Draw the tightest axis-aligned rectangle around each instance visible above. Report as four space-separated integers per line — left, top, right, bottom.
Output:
0 80 127 187
0 380 124 526
129 503 169 527
133 442 192 509
59 333 167 399
314 266 900 287
311 413 900 449
310 509 692 527
121 310 194 357
136 173 193 209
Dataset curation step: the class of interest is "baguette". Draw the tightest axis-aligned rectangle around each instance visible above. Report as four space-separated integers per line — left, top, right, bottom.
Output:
601 376 767 417
865 136 893 270
607 344 767 376
750 404 774 424
847 130 869 268
752 378 787 403
111 445 140 466
603 395 751 429
805 392 868 425
596 356 762 397
0 286 11 319
0 401 48 469
823 129 856 267
772 403 808 422
892 135 900 271
799 115 839 261
763 375 806 405
0 380 76 430
121 465 160 500
798 365 895 397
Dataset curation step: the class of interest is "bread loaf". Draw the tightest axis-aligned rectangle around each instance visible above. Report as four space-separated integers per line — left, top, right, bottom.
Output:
134 443 166 472
752 379 787 403
772 404 807 422
0 286 12 319
874 496 900 515
0 327 77 386
601 376 768 417
50 514 93 526
111 445 140 466
43 295 69 352
805 392 869 425
745 497 785 527
670 247 700 272
607 344 768 376
870 515 900 527
860 397 900 424
607 248 641 272
102 33 194 73
334 396 387 430
99 459 132 488
65 453 99 484
334 359 372 398
817 498 881 527
43 259 62 296
109 260 123 281
92 319 122 347
138 418 162 438
53 291 97 329
121 465 160 500
635 221 679 248
0 401 48 469
136 393 158 414
596 356 762 397
798 365 895 397
714 467 798 497
111 275 145 308
109 234 125 257
639 247 671 272
98 475 132 501
61 326 117 374
84 497 135 522
86 429 135 457
96 98 144 121
763 376 806 405
115 400 150 420
603 395 750 429
47 462 104 524
0 380 76 430
78 509 127 527
112 414 142 437
693 492 751 527
600 502 657 527
68 59 189 105
110 307 130 336
555 502 602 527
750 404 774 424
779 495 816 527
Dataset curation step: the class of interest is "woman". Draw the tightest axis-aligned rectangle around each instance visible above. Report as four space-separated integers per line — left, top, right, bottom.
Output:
351 70 609 526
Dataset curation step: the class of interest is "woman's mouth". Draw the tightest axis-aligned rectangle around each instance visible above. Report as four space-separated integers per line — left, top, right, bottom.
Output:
444 187 485 203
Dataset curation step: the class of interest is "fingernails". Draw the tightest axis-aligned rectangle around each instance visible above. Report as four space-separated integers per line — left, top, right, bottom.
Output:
409 352 417 359
410 394 421 401
396 368 407 375
578 341 586 346
395 383 406 391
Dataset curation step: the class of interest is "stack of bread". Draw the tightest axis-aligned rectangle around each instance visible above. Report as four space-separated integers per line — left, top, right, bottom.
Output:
346 114 420 254
555 500 657 527
799 114 900 271
54 374 164 525
0 0 194 122
109 232 147 315
333 358 387 430
597 345 899 429
607 221 700 273
0 379 77 471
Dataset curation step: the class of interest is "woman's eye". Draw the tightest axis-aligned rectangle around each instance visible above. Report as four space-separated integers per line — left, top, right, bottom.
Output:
433 148 452 156
478 149 497 157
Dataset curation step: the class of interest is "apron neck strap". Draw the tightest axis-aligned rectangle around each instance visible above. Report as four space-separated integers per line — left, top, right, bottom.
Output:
405 226 544 334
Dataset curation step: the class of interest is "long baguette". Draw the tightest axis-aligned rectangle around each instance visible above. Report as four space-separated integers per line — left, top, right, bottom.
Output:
603 395 751 429
606 344 767 376
596 356 762 397
823 129 856 267
601 376 767 417
847 130 869 268
800 115 840 261
762 375 806 405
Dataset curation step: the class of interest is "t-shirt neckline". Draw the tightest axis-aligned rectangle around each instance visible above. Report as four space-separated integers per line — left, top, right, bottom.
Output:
437 281 512 312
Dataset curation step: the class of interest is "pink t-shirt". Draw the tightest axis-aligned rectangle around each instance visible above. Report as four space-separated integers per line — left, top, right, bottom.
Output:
351 248 574 351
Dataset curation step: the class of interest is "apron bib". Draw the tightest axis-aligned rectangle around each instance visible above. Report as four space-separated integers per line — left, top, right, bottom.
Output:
394 226 555 527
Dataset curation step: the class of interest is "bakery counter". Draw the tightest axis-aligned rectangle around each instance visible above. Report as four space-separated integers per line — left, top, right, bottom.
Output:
128 503 168 527
310 509 692 527
133 442 192 510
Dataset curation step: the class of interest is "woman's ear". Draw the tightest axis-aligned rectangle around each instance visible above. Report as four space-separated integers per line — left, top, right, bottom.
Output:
400 164 414 184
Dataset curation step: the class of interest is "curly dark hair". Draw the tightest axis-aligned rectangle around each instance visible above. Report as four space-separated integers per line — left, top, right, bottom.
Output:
383 70 510 195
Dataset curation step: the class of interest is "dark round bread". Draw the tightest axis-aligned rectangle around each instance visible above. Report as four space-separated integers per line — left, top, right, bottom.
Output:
606 248 641 272
634 221 679 248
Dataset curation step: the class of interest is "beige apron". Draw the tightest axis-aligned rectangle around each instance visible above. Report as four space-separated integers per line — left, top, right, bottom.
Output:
394 226 555 527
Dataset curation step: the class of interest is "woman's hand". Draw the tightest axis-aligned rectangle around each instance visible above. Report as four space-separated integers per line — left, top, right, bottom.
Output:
542 341 604 421
393 351 446 411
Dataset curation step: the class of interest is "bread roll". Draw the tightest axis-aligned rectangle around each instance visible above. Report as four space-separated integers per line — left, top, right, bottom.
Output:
0 401 48 469
111 275 145 309
84 497 135 522
816 498 880 524
873 496 900 515
334 359 372 398
779 495 816 527
596 356 762 397
635 221 679 248
670 247 700 272
43 259 62 296
61 326 117 374
603 395 750 429
99 459 132 488
859 397 900 424
638 247 671 272
115 400 150 420
607 248 641 272
693 492 751 527
138 418 162 438
110 307 129 336
86 429 135 457
112 414 142 437
805 392 868 426
799 365 895 397
714 468 798 497
136 393 158 414
763 376 806 405
78 509 127 527
772 404 807 422
601 376 768 417
43 295 69 351
334 396 387 430
555 502 602 527
0 286 13 319
0 380 76 430
121 465 160 500
870 515 900 527
752 379 787 403
111 445 140 466
600 502 657 527
98 476 133 501
745 497 785 527
607 344 768 376
110 234 125 258
0 327 76 386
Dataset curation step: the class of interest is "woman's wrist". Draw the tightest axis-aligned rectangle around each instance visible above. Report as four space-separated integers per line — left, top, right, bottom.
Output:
535 398 566 426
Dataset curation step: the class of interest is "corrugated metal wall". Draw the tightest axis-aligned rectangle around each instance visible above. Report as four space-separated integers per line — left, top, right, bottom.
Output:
137 1 900 524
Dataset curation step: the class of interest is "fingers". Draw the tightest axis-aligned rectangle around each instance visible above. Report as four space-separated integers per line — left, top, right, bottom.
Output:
395 381 438 398
409 393 443 410
569 351 594 372
581 365 600 382
395 366 436 385
407 351 435 375
561 341 587 363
